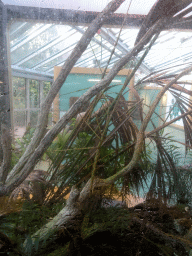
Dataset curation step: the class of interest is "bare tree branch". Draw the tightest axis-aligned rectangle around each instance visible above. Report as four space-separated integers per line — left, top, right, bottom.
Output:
142 78 192 97
6 0 125 183
146 109 192 139
3 18 168 196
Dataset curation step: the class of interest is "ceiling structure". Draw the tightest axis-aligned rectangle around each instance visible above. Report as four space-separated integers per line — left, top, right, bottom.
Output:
2 0 171 15
4 0 192 82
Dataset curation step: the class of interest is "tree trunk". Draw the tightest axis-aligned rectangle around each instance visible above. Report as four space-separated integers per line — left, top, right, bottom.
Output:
24 178 105 255
2 0 125 193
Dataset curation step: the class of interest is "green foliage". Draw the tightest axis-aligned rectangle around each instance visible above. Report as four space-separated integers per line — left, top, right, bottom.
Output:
0 200 66 255
162 133 182 166
146 131 192 204
47 243 69 256
18 201 52 234
11 128 35 168
12 77 26 109
176 167 192 205
82 207 132 238
46 129 71 162
30 80 40 108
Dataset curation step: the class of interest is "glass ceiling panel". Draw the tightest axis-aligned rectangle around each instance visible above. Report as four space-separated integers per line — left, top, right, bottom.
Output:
74 54 118 69
10 21 24 34
78 49 111 67
9 19 192 79
144 30 192 72
31 34 81 69
10 21 127 73
10 23 43 47
17 29 76 68
11 25 60 64
10 22 33 42
41 46 114 73
35 44 78 72
115 28 139 49
76 44 100 64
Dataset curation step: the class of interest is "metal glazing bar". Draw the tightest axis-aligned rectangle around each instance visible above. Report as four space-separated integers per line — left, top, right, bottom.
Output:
9 22 28 37
11 24 53 52
13 27 75 66
100 27 151 73
73 26 122 59
11 65 53 82
31 42 77 69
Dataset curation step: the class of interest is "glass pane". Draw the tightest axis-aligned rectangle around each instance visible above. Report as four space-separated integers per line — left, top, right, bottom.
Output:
48 112 53 127
11 25 60 65
10 23 42 47
13 111 26 128
30 80 40 108
30 111 38 127
43 81 51 99
12 77 26 109
25 32 81 70
43 81 52 126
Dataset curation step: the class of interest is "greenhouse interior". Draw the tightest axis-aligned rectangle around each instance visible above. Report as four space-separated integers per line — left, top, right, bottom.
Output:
1 0 192 255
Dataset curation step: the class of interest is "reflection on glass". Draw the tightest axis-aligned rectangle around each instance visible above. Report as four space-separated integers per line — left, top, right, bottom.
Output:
30 80 40 108
13 77 26 109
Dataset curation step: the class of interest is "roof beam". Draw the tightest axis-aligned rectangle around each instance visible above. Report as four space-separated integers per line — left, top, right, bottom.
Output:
6 5 192 30
11 65 53 82
7 5 144 28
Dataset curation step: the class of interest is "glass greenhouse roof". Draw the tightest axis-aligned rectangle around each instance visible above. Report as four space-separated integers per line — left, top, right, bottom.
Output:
9 20 192 81
4 0 192 81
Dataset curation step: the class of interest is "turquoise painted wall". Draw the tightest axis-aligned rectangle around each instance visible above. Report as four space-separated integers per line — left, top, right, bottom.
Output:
59 73 162 132
59 73 174 134
59 73 127 113
59 73 191 166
